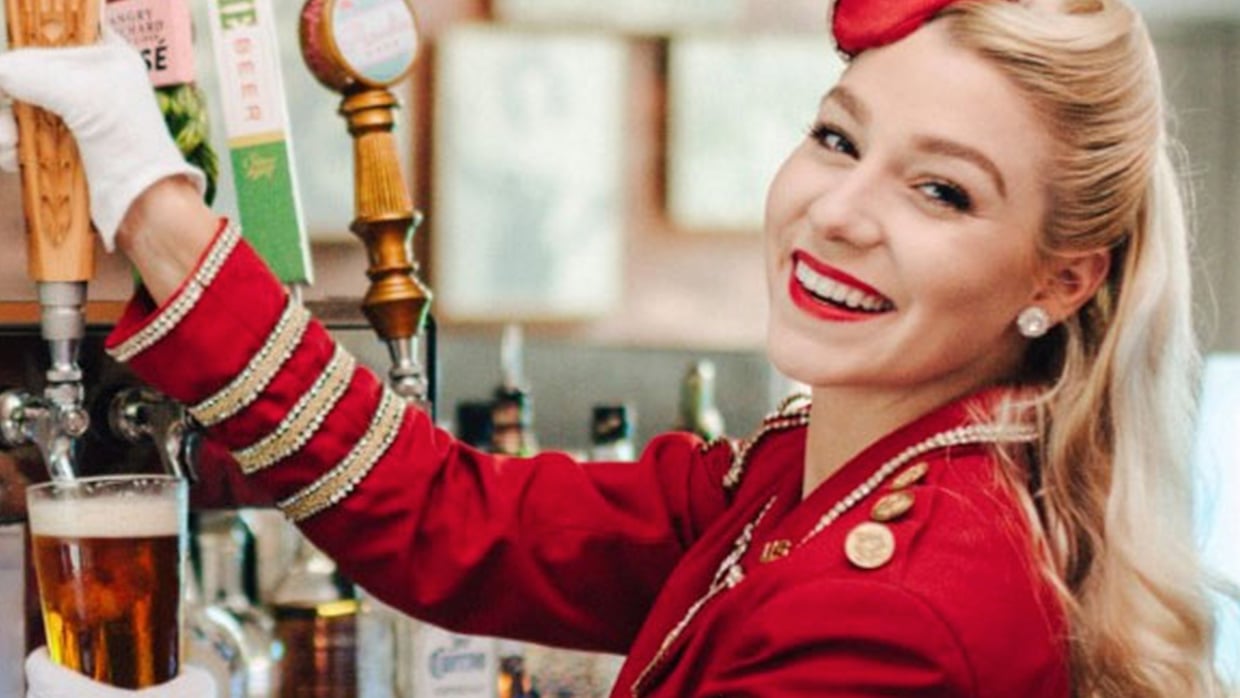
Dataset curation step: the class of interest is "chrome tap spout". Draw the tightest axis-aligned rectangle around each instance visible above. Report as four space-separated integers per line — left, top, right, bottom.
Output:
108 387 199 480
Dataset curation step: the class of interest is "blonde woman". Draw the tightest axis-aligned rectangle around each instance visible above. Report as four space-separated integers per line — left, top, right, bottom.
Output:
1 0 1231 695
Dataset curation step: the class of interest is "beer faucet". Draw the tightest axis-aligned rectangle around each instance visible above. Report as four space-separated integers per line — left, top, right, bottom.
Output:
298 0 433 409
0 0 100 481
0 284 90 481
108 387 199 481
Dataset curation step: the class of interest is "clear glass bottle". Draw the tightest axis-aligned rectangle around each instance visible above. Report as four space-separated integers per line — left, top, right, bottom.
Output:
491 325 538 457
676 360 726 441
271 535 360 698
198 512 283 697
357 591 403 698
185 556 249 698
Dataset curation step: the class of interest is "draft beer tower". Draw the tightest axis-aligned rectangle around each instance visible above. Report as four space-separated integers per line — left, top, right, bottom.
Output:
298 0 433 408
0 0 99 481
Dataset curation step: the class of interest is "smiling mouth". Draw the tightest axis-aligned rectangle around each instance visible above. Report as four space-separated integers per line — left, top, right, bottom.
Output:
792 258 895 315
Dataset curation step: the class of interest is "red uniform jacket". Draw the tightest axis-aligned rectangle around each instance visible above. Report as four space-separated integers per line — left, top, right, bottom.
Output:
105 222 1070 697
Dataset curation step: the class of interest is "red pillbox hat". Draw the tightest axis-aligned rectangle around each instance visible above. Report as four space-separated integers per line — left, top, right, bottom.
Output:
832 0 999 56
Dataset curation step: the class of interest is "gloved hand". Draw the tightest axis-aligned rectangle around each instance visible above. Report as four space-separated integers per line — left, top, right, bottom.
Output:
0 28 205 251
25 647 216 698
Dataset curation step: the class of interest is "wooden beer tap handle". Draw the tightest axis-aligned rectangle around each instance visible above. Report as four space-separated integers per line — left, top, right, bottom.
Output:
342 87 430 339
299 0 429 343
4 0 99 283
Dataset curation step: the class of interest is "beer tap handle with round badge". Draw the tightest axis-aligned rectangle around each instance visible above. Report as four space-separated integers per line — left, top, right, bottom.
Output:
0 0 99 482
298 0 433 410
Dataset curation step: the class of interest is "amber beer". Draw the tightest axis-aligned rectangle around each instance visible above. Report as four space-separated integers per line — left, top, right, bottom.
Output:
27 475 186 689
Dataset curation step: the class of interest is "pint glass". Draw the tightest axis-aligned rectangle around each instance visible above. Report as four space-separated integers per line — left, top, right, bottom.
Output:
26 475 187 688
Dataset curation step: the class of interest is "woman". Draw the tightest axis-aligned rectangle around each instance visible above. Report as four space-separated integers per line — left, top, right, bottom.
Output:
0 0 1229 695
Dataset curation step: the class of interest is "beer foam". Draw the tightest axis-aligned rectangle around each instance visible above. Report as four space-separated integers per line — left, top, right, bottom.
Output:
29 494 182 538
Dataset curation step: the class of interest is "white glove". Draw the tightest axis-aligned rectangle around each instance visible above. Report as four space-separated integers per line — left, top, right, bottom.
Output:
0 29 205 250
25 647 216 698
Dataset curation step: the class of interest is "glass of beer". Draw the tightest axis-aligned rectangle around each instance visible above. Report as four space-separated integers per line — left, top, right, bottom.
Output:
26 474 187 689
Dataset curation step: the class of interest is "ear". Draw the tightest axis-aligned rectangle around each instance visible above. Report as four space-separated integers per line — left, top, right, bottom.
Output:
1030 249 1111 322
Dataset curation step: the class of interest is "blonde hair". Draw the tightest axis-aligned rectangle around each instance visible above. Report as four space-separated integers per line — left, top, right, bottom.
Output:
941 1 1230 695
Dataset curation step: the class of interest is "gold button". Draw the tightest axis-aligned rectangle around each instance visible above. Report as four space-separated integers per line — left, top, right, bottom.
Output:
871 490 915 522
845 522 896 570
760 539 792 563
890 462 930 490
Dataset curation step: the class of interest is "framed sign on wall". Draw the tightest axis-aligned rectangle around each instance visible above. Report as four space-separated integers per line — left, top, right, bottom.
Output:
432 26 628 321
666 34 843 232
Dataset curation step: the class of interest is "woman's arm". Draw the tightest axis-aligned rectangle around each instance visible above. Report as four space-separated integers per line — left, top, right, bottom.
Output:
103 226 732 650
115 177 219 305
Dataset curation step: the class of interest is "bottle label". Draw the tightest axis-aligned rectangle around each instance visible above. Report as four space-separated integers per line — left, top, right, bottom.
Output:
105 0 197 87
413 625 498 698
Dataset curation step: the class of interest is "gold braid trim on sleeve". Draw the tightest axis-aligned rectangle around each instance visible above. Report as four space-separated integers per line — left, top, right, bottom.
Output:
188 300 312 427
108 224 242 363
232 345 357 474
277 387 407 522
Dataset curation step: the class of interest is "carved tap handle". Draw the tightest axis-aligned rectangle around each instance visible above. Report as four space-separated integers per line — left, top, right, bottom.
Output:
4 0 99 283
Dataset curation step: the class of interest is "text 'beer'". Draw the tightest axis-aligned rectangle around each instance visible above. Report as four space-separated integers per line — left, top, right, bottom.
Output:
29 494 183 689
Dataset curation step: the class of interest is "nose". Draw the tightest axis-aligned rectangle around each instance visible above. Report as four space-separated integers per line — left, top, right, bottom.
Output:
805 164 883 248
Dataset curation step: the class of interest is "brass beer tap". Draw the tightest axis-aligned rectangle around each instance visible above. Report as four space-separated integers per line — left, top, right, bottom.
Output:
0 0 100 480
297 0 432 407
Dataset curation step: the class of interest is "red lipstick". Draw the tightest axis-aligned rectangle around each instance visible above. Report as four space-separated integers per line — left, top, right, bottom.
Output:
788 251 892 322
794 252 886 297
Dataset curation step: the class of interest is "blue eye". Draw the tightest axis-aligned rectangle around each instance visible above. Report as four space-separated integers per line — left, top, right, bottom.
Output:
917 181 973 213
807 123 859 158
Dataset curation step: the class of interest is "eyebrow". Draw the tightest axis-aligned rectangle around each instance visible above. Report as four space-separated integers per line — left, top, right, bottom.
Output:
822 86 870 125
822 85 1009 200
912 135 1008 199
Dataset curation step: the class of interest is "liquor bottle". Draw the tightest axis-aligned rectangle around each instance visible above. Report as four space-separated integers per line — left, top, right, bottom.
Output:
497 640 535 698
356 591 403 698
185 555 249 698
264 525 402 698
271 535 360 698
455 400 495 451
491 325 538 457
675 360 726 441
491 387 536 457
198 512 282 697
588 404 636 462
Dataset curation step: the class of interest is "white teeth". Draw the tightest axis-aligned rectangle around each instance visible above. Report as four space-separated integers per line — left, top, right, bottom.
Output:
794 260 891 312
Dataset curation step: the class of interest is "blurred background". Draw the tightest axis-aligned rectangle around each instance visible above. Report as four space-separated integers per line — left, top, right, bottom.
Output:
0 0 1235 693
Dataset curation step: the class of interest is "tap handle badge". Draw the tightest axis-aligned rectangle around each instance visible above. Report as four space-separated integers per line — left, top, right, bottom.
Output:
299 0 419 91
